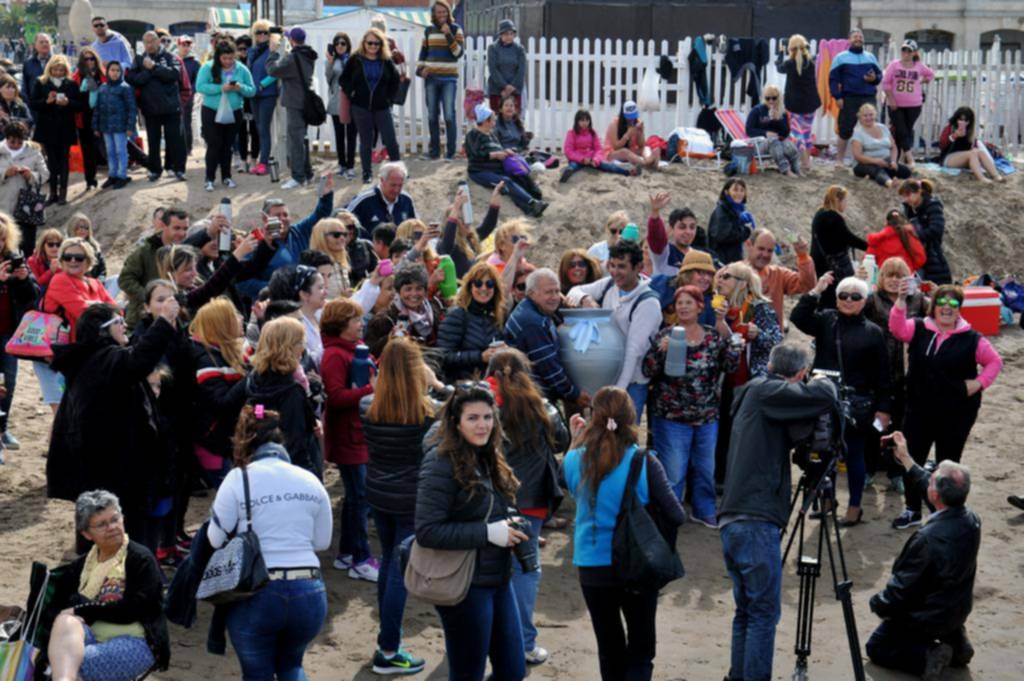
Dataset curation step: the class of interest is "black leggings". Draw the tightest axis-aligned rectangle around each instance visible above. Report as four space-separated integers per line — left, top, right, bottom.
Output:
236 109 259 162
42 141 70 200
580 582 659 681
902 404 979 513
888 106 921 154
853 161 912 187
331 115 357 170
202 106 241 182
78 121 100 186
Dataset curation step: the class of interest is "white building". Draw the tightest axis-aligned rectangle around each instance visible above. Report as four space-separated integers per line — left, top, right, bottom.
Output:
852 0 1024 52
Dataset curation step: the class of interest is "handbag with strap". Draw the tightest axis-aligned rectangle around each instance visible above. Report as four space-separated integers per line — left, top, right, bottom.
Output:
14 183 45 227
294 53 326 127
4 307 70 362
404 490 493 606
195 466 269 605
392 78 412 107
611 449 685 591
0 567 48 681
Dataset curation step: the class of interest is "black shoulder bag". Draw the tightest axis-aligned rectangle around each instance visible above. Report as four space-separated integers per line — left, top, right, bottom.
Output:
295 53 327 127
611 449 685 591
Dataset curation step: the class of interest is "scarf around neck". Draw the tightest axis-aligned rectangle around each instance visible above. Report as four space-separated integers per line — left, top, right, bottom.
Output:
726 195 755 229
397 298 434 338
79 533 130 601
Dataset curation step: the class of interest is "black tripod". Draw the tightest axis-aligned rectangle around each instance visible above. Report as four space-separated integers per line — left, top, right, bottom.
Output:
782 454 866 681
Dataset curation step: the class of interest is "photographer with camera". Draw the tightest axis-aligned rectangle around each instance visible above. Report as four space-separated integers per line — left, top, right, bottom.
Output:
562 386 686 681
718 343 838 681
866 431 979 680
791 273 892 527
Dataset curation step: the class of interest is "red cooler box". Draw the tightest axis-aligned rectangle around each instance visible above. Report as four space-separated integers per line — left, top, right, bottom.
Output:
961 287 1001 336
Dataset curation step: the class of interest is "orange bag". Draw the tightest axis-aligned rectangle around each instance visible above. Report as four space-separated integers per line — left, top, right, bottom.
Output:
69 145 84 174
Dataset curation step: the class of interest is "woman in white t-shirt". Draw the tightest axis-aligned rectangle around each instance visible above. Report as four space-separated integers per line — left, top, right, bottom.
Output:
850 103 912 188
209 404 333 681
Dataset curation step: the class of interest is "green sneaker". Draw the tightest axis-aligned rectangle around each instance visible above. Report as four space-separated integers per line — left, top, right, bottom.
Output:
372 648 425 675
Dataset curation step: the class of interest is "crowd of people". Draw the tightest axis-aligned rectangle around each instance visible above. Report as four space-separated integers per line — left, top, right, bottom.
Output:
0 13 1011 681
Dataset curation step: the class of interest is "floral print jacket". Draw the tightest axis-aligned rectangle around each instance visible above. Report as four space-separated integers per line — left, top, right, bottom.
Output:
642 326 741 424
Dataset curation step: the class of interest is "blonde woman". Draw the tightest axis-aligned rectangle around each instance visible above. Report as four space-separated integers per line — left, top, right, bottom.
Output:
30 54 77 205
778 34 820 169
714 261 782 378
396 217 439 271
851 103 911 187
586 210 628 266
63 212 106 278
310 218 353 298
247 19 278 174
485 218 532 274
340 28 401 183
744 84 800 176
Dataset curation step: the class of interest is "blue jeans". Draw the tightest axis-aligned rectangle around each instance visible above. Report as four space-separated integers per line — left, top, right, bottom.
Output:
720 520 782 681
226 578 327 681
0 333 17 432
370 509 415 652
509 515 544 653
652 417 719 520
436 583 526 681
103 132 127 179
626 383 648 425
424 78 457 158
469 170 536 214
567 160 631 176
253 96 276 165
338 463 370 563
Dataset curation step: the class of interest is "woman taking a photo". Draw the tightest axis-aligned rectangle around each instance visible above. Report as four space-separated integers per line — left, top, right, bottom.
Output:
791 274 892 526
811 185 867 308
321 299 379 583
898 179 951 284
603 100 658 172
246 19 278 176
309 217 353 298
360 338 439 674
415 384 527 681
437 262 507 382
777 34 820 171
937 106 1003 182
340 28 401 184
437 184 502 278
31 54 78 205
486 349 569 666
195 40 256 192
558 248 601 295
485 219 532 274
708 179 755 265
850 103 912 187
882 39 933 168
562 386 686 680
71 47 104 190
211 405 332 681
888 282 1002 529
325 31 357 179
643 285 740 526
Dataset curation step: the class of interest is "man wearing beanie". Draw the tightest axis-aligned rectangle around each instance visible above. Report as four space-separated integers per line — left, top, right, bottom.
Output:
268 26 318 188
417 0 465 160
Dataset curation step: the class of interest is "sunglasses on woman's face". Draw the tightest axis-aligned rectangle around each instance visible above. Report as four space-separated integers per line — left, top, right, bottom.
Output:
336 40 348 47
470 279 496 289
255 30 269 36
935 297 961 309
608 229 622 236
45 241 61 248
719 272 734 281
764 95 778 101
84 57 96 62
61 253 87 263
837 292 864 302
568 260 587 269
327 231 347 239
365 41 382 47
514 281 526 292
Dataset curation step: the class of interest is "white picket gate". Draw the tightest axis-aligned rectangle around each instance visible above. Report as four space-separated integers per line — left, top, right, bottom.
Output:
298 32 1024 158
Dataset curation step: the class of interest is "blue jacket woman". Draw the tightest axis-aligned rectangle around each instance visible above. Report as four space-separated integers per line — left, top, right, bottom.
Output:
246 27 278 170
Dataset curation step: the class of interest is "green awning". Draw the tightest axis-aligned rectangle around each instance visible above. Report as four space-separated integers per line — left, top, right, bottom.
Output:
380 8 431 27
210 7 251 29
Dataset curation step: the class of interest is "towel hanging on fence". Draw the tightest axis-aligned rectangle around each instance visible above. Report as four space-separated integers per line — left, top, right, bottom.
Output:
688 36 712 107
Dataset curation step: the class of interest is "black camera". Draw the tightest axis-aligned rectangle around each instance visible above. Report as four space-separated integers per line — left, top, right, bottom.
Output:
791 370 851 475
507 511 539 573
8 251 24 270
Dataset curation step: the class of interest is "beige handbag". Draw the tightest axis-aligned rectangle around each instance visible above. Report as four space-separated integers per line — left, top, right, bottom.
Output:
404 492 493 606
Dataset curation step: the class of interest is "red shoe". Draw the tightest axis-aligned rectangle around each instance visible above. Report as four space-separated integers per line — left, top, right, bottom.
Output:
251 163 268 176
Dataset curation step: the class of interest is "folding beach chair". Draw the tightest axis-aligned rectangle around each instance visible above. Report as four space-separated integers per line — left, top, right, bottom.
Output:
714 109 767 167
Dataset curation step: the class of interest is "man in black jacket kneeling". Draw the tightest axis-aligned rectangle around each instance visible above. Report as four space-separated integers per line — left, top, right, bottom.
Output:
867 431 980 681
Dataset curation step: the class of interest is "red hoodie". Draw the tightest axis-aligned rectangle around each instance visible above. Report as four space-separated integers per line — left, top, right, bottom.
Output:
321 335 374 466
866 225 927 272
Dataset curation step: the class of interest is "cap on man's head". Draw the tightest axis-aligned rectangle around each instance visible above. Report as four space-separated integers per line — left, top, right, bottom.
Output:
286 27 306 43
622 101 639 120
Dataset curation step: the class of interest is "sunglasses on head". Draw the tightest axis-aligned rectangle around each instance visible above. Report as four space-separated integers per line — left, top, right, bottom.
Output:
326 231 347 239
61 253 87 263
837 292 864 302
470 279 496 289
100 315 126 329
935 297 961 309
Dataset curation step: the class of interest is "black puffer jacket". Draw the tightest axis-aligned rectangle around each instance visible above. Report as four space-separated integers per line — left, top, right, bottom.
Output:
503 400 569 513
790 294 893 416
340 54 400 111
437 301 503 382
903 194 951 285
192 342 248 459
707 199 752 265
870 465 980 637
361 394 436 517
810 208 868 309
243 370 321 479
415 443 515 588
126 49 182 116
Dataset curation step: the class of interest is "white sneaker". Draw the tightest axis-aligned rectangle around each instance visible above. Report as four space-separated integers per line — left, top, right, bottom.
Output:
348 557 380 582
344 168 356 180
280 178 302 189
332 554 353 571
525 646 549 665
204 181 214 192
223 178 237 189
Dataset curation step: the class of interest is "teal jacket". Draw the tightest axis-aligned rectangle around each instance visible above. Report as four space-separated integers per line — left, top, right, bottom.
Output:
195 61 256 111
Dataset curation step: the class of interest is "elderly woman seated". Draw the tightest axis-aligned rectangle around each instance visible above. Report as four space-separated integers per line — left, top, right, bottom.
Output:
45 490 170 681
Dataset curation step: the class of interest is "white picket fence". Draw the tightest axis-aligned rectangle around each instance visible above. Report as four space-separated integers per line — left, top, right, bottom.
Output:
298 33 1024 157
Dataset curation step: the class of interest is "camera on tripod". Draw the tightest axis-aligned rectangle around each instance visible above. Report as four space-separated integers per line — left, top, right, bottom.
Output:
791 369 852 476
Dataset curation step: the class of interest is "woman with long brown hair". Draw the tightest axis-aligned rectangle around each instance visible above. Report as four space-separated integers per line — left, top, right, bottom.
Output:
415 383 527 681
359 337 440 674
486 348 568 666
72 45 104 190
558 248 601 295
210 404 332 680
437 261 507 382
562 386 685 680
